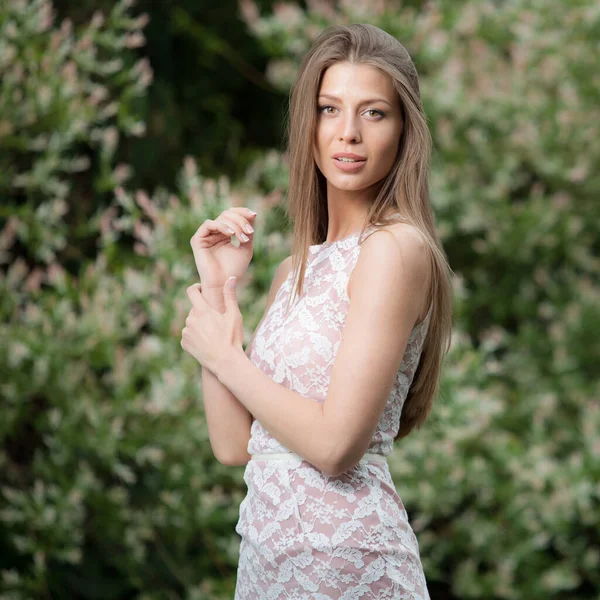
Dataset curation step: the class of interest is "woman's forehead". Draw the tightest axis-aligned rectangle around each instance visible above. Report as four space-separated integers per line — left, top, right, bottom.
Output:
318 63 397 103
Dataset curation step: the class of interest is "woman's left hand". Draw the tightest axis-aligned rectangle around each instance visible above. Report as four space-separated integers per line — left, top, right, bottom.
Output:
181 276 244 376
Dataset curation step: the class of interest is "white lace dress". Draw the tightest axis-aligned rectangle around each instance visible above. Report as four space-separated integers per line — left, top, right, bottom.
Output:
234 227 432 599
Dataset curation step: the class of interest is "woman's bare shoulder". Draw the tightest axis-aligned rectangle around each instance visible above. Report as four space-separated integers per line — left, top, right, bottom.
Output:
365 221 427 247
354 222 431 321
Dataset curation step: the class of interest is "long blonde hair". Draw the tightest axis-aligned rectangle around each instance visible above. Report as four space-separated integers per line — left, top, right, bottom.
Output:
283 23 453 440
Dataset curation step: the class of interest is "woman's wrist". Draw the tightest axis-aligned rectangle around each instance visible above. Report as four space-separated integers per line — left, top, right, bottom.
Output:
201 282 226 290
201 285 226 312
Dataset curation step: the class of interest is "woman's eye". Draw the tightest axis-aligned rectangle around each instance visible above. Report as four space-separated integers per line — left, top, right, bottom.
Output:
318 105 384 118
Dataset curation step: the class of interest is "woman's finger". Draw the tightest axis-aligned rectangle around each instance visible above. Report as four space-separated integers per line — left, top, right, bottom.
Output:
186 283 207 311
192 219 222 240
191 219 231 247
216 215 250 243
223 207 256 226
221 210 255 238
228 207 257 218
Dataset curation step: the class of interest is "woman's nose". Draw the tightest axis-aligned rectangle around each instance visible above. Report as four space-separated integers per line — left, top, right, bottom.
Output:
338 114 361 143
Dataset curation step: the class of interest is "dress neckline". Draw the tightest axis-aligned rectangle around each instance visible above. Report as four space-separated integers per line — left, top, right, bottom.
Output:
309 231 360 249
309 225 377 250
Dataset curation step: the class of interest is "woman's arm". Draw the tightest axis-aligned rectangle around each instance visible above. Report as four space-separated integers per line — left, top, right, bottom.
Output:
200 256 293 465
215 225 431 477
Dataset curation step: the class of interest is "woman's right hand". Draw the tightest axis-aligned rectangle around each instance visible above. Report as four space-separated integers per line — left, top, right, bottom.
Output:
190 207 257 290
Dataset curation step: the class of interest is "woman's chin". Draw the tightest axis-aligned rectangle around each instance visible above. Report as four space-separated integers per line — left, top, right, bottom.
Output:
327 176 373 192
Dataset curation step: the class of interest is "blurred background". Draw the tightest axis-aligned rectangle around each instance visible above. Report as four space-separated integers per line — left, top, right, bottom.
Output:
1 0 598 598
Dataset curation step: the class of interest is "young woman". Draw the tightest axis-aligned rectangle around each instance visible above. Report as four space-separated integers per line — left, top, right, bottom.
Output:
181 23 453 599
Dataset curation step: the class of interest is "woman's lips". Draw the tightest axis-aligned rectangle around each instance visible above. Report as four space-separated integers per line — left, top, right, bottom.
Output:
332 157 366 172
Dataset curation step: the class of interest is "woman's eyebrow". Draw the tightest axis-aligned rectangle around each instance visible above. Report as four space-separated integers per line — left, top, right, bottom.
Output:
318 93 392 108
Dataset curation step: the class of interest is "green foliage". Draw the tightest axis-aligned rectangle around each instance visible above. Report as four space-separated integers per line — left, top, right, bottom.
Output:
0 0 151 266
104 0 287 190
1 153 291 597
1 0 599 599
0 1 288 598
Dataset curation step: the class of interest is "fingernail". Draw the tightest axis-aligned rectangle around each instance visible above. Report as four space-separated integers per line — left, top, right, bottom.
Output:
240 232 249 242
226 227 235 234
244 224 254 234
227 276 236 288
249 210 257 216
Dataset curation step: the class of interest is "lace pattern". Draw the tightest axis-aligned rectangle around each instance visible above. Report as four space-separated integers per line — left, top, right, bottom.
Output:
235 227 432 598
247 227 431 456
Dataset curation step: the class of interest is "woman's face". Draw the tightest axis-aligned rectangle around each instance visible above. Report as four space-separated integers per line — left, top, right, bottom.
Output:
313 61 403 196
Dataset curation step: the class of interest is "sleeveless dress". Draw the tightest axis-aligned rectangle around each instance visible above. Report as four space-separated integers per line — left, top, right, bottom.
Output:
234 226 432 599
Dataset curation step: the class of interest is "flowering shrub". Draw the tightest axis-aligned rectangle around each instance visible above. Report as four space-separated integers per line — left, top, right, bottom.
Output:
0 0 151 266
2 162 289 599
0 2 283 598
